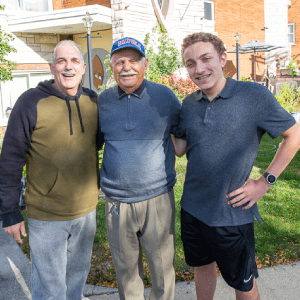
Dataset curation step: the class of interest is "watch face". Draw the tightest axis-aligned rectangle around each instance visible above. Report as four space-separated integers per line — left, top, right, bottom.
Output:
267 174 276 184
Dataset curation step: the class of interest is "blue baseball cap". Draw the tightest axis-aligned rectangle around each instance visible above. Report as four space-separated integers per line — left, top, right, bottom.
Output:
110 37 145 58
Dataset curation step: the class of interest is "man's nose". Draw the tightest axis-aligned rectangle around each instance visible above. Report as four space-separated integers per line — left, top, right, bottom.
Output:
195 61 205 73
123 60 132 71
65 59 73 70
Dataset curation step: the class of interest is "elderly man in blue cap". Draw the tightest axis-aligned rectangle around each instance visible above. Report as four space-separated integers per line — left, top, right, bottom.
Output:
98 37 181 300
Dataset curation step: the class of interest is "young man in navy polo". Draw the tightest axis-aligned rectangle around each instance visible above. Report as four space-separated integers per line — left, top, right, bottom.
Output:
172 32 300 300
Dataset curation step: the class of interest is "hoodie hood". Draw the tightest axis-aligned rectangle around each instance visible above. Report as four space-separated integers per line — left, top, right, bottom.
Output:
37 80 85 135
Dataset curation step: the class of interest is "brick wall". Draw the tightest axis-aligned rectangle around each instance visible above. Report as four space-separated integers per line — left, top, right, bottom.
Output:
53 0 111 10
289 0 300 60
214 0 265 80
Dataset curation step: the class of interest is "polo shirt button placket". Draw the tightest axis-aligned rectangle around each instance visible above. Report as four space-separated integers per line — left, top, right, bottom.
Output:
204 106 212 124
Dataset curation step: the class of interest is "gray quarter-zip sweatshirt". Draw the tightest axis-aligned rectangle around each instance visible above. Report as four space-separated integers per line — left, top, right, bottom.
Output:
98 79 181 202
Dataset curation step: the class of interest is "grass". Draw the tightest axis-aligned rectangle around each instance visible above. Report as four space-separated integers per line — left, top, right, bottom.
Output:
18 132 300 287
251 134 300 268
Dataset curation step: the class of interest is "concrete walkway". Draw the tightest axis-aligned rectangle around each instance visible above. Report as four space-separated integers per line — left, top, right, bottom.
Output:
1 221 300 300
87 262 300 300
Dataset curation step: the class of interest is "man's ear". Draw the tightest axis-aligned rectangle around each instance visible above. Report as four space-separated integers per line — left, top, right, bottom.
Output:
50 63 55 75
81 63 87 74
144 58 149 70
220 52 227 68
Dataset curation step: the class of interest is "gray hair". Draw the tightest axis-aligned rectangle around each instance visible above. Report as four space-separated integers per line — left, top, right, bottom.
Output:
52 40 84 65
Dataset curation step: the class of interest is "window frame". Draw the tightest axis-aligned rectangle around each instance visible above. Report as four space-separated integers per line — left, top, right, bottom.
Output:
204 0 214 21
288 23 295 44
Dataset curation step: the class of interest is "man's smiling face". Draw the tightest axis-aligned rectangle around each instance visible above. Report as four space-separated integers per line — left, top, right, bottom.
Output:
183 41 226 99
51 43 86 96
110 49 149 94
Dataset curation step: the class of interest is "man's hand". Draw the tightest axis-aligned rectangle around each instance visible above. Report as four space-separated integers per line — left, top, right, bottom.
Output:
226 177 270 210
4 221 27 244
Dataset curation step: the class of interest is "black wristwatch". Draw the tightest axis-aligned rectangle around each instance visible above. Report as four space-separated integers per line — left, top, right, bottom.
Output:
263 172 277 185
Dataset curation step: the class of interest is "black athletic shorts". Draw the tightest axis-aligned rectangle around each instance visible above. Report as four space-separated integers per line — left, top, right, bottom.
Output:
181 208 258 292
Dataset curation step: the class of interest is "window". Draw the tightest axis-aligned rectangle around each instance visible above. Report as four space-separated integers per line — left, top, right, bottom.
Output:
288 23 295 44
0 72 53 125
204 1 214 21
203 1 214 32
0 0 51 11
82 48 110 92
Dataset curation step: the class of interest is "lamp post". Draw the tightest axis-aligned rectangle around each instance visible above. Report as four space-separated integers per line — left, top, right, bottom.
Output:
83 12 94 90
234 31 241 81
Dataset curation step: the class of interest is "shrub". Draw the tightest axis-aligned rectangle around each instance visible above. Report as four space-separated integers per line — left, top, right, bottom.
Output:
241 76 252 82
275 83 300 113
157 74 199 101
144 25 182 82
0 5 17 82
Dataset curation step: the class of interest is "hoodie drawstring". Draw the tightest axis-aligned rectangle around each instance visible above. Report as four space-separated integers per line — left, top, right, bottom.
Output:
65 95 85 135
75 96 85 133
65 97 73 135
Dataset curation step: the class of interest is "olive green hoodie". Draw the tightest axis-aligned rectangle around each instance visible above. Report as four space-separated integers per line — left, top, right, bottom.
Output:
0 80 101 227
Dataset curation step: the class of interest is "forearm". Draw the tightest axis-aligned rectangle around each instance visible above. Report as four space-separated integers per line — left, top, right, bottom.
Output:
264 124 300 178
227 124 300 209
171 135 186 157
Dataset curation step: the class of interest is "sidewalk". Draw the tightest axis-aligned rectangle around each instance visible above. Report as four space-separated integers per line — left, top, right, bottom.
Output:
1 221 300 300
0 221 31 300
87 262 300 300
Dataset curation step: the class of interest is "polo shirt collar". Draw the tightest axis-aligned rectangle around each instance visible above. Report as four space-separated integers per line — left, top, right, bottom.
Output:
118 79 146 99
197 77 237 101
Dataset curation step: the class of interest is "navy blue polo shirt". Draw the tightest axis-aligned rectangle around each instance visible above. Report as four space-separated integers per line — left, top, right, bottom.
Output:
178 77 296 226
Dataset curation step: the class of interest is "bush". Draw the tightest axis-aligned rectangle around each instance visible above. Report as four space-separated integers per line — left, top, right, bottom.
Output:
144 25 182 82
275 83 300 113
157 74 199 101
241 76 252 82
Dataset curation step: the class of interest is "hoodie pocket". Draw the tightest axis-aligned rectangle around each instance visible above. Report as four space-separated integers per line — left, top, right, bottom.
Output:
26 156 59 196
45 171 59 195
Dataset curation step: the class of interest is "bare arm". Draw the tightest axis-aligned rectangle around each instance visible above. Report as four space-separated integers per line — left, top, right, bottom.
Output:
227 123 300 209
4 221 27 244
171 134 186 157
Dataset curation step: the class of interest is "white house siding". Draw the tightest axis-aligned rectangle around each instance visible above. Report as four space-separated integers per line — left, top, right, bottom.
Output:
111 0 160 44
264 0 290 77
111 0 212 51
168 0 206 48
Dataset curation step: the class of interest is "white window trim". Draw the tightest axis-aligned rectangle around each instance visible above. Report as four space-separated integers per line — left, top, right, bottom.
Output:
288 23 295 44
48 0 53 11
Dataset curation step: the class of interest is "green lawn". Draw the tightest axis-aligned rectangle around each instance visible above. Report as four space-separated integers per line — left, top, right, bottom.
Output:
19 133 300 287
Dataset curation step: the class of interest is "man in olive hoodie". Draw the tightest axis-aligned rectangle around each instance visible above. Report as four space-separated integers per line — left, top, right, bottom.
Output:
0 40 102 300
